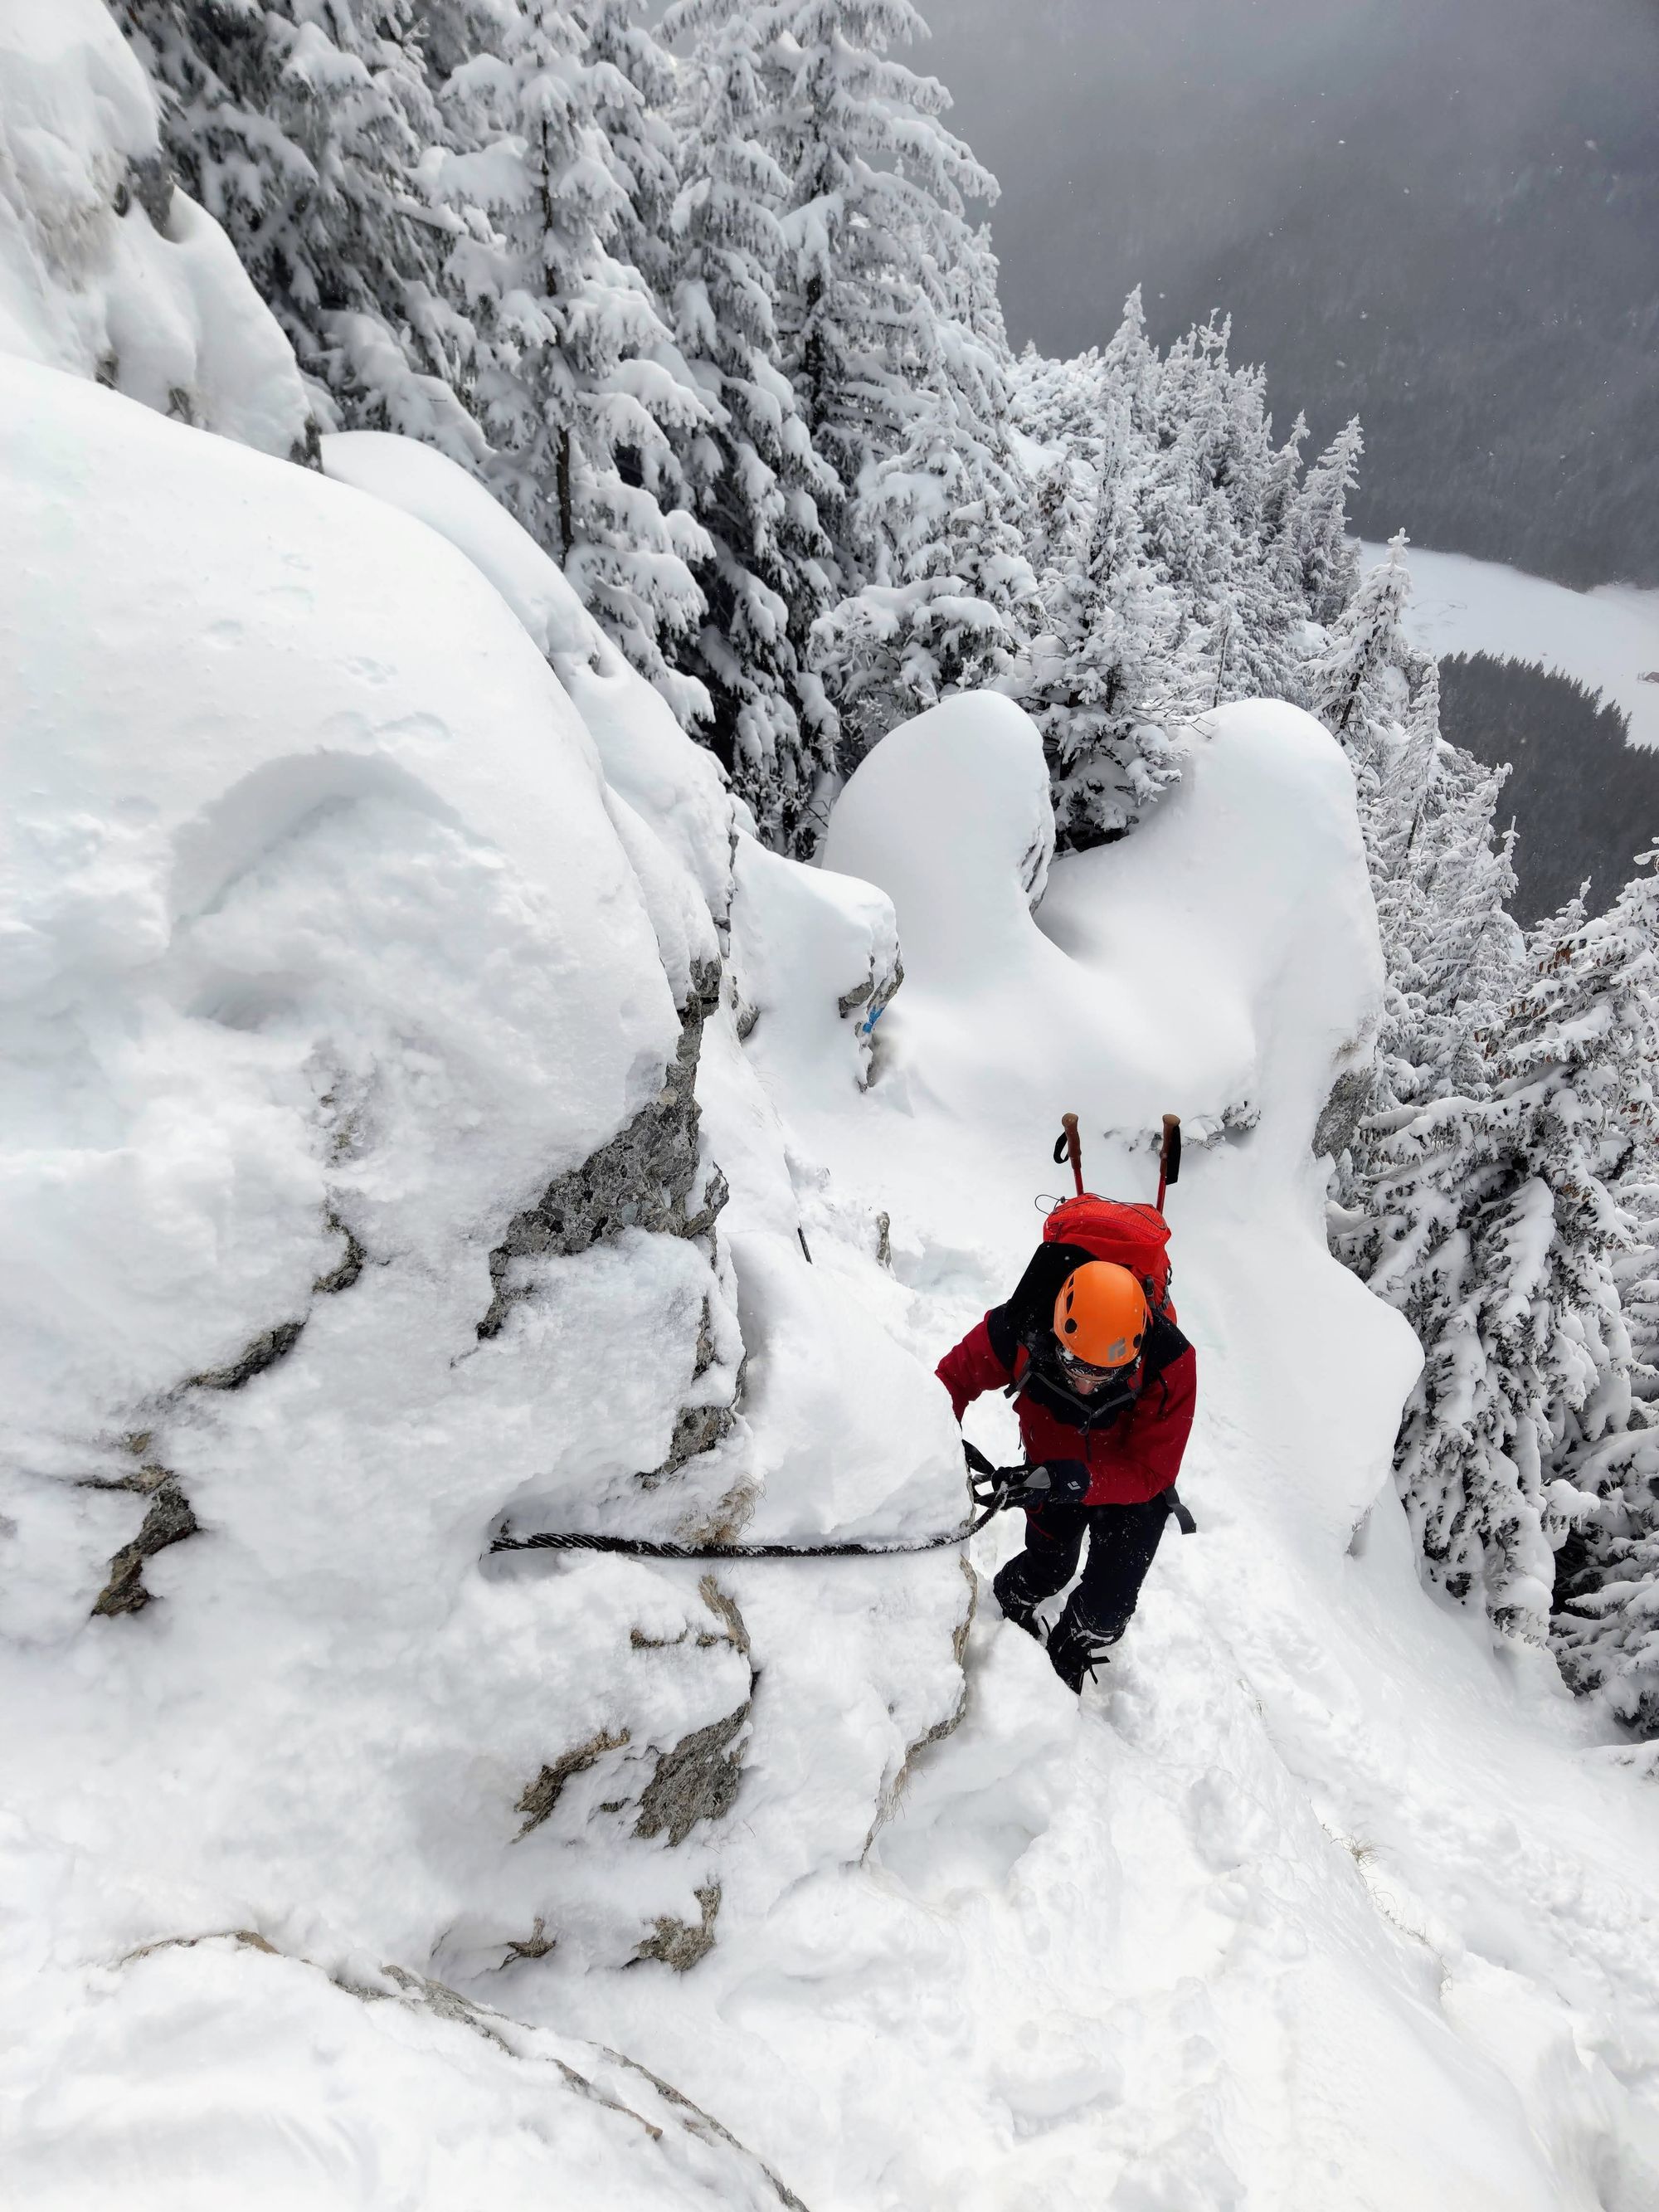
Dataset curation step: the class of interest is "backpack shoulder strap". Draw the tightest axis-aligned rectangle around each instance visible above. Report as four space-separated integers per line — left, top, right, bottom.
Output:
1142 1312 1190 1378
1001 1240 1095 1350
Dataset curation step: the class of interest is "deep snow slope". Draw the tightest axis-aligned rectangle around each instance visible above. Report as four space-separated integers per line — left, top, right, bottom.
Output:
1360 538 1659 752
4 367 1659 2210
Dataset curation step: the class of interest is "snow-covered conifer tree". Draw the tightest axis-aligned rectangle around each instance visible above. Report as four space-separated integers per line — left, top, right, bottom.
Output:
580 0 679 300
1554 1426 1659 1734
660 0 1017 783
1099 285 1160 438
1015 398 1195 847
442 0 713 717
1367 666 1524 1099
1258 410 1307 548
1527 860 1659 1729
1286 415 1364 624
1005 301 1328 846
658 0 838 846
1312 531 1416 791
810 222 1039 767
1344 852 1657 1646
754 0 996 589
118 0 483 458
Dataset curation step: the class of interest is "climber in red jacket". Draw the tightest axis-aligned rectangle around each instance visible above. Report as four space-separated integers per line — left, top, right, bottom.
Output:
937 1253 1197 1692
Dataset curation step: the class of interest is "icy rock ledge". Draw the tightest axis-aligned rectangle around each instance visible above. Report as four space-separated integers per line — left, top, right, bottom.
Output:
10 1929 812 2211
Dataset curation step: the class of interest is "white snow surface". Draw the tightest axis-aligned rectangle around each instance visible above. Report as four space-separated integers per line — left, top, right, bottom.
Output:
0 0 309 456
320 427 736 923
1362 538 1659 753
4 375 1659 2206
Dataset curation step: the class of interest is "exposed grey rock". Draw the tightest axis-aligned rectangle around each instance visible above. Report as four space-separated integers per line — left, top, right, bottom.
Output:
115 1936 810 2198
838 952 904 1027
695 1575 749 1657
629 1581 747 1656
502 1917 556 1962
92 1468 199 1618
120 1927 278 1966
188 1318 306 1392
514 1728 631 1838
682 1164 727 1243
478 959 725 1340
313 1216 367 1295
1314 1063 1377 1161
122 153 175 231
289 416 324 472
92 1217 364 1619
632 1882 721 1972
636 1287 748 1486
634 1703 748 1847
651 1396 737 1482
381 1962 516 2054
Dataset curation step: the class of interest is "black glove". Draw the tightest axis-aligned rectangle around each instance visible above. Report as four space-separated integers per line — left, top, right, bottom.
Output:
1003 1459 1091 1509
963 1444 1090 1518
964 1440 1014 1515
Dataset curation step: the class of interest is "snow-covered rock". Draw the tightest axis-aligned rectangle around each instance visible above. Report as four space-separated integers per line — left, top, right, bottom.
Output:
0 358 966 2200
320 429 736 921
0 0 309 455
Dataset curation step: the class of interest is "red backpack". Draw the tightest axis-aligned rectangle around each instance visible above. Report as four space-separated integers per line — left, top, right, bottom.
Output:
1043 1194 1173 1307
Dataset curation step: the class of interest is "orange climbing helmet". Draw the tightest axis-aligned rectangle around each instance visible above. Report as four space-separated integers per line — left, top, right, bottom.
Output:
1053 1261 1150 1371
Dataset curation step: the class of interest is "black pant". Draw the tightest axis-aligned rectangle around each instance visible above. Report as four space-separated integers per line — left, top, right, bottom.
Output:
993 1495 1169 1680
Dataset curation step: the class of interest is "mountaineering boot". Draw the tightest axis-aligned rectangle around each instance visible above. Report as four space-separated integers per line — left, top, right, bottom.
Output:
991 1561 1046 1644
1047 1611 1124 1694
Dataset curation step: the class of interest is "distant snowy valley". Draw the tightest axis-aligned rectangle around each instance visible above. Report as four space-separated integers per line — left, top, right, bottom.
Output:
1361 539 1659 753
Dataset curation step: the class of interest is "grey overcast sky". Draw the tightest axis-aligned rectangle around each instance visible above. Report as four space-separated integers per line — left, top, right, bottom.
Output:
914 0 1659 585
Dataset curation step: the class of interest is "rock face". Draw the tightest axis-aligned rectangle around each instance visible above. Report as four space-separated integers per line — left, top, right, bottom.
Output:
479 962 726 1342
89 1458 197 1619
0 379 971 2201
635 1705 751 1848
635 1883 723 1972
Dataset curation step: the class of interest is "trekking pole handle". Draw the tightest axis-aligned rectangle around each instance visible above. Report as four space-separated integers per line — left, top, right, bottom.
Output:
1060 1111 1084 1197
1156 1113 1181 1211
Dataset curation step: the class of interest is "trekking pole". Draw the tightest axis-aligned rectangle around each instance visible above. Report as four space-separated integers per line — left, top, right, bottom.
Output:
1053 1110 1085 1197
1155 1113 1181 1214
